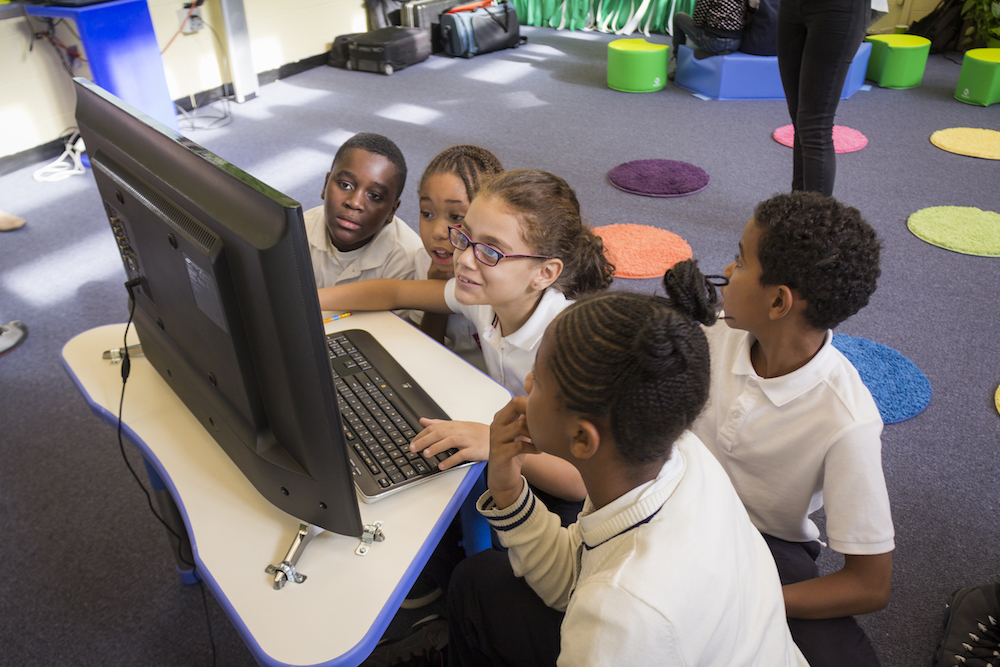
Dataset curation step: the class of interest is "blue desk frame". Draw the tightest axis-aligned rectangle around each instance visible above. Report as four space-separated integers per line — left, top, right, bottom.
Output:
25 0 179 130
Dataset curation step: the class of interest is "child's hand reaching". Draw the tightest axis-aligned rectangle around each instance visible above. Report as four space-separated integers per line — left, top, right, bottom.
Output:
487 396 540 510
409 419 490 469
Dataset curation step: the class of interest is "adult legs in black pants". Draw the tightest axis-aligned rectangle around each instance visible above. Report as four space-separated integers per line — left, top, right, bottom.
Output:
764 535 882 667
447 549 563 667
776 0 870 196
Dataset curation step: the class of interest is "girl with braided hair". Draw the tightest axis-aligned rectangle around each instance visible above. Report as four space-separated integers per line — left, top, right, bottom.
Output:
411 146 504 369
446 289 806 667
317 168 614 510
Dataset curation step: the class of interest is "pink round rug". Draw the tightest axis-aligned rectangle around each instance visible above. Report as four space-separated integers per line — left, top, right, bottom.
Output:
594 224 693 279
772 125 869 153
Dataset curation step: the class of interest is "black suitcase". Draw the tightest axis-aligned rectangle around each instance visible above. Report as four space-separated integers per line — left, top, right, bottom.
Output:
347 26 432 75
402 0 459 52
328 32 363 68
440 1 522 58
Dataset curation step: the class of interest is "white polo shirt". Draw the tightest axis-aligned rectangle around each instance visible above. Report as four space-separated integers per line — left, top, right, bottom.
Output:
693 322 895 555
303 205 423 289
443 281 571 396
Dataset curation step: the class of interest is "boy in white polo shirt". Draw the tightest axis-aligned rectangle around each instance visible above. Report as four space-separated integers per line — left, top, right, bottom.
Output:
304 133 422 289
666 192 893 667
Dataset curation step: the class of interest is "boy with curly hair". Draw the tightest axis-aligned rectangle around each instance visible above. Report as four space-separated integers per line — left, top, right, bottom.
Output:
689 191 892 667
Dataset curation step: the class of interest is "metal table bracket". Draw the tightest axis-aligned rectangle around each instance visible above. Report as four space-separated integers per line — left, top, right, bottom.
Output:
355 521 385 556
266 523 324 590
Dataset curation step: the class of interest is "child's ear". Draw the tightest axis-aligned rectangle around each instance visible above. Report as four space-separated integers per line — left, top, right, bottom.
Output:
320 171 331 200
532 258 564 292
768 285 795 321
570 417 601 460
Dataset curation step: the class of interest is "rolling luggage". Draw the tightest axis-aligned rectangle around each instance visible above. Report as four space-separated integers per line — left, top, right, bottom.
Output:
402 0 459 52
328 32 363 68
440 1 523 58
347 27 432 75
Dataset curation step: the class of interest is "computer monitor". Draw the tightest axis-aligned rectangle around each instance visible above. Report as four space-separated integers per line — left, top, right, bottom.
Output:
74 78 364 537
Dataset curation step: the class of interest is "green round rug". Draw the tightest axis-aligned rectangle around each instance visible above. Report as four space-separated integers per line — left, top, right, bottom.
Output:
907 206 1000 257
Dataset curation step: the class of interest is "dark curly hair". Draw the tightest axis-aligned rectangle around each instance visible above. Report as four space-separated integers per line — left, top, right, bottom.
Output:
547 291 712 468
753 192 881 330
332 133 407 200
476 169 615 299
420 145 503 201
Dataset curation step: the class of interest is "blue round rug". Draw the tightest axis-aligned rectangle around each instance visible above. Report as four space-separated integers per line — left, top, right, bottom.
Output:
832 334 931 424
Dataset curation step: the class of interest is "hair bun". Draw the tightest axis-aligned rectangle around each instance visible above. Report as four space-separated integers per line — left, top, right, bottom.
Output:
662 259 719 326
633 310 692 378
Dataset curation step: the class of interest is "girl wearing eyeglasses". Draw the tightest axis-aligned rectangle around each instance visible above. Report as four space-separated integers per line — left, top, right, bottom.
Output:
317 169 614 511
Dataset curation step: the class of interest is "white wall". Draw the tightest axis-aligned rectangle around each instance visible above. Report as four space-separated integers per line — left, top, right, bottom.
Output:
869 0 940 34
0 0 366 159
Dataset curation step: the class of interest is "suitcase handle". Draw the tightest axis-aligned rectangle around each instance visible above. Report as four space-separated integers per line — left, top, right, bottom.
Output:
445 0 495 12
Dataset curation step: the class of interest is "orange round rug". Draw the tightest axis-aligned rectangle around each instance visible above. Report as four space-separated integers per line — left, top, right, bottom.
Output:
594 224 693 279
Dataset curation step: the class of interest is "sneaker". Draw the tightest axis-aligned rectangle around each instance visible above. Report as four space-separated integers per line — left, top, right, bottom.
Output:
400 571 442 610
0 321 27 357
934 583 1000 666
362 614 448 666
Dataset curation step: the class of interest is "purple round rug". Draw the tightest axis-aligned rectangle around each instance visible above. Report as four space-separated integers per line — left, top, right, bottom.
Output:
608 159 710 197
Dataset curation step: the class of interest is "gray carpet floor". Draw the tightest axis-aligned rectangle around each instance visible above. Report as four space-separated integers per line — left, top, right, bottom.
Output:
1 25 998 666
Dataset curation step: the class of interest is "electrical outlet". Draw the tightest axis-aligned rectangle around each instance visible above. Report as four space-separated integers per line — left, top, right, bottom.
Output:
178 6 203 34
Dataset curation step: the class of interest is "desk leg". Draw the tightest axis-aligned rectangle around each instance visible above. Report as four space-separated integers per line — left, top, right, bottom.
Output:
459 470 491 556
142 458 199 585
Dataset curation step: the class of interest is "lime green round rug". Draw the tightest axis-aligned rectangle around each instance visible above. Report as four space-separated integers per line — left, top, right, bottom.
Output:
907 206 1000 256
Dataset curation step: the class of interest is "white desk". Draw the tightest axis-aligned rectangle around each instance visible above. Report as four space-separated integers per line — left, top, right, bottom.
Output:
60 312 511 667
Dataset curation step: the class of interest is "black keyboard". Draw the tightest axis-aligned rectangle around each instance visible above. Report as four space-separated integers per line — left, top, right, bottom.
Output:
327 330 463 500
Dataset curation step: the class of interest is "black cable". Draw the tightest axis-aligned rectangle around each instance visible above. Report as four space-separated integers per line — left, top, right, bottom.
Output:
197 580 218 667
118 279 217 667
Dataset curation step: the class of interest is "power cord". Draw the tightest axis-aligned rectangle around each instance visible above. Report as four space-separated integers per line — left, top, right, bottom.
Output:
33 130 86 182
118 279 217 667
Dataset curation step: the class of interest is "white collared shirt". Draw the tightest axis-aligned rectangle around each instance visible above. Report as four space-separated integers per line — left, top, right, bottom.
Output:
693 322 895 555
303 205 423 289
443 281 571 396
478 432 808 667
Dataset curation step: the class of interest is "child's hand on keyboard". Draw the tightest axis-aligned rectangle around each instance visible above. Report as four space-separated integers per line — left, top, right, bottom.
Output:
409 419 490 470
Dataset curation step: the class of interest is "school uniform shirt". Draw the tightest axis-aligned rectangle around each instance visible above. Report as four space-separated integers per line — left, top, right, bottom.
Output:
693 322 895 555
411 252 486 372
303 205 423 289
443 281 570 397
479 432 808 667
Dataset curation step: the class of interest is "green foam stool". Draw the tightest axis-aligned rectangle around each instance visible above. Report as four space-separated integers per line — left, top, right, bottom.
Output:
607 39 669 93
865 34 931 88
955 48 1000 106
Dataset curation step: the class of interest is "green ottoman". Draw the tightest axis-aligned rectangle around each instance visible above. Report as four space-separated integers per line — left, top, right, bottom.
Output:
865 34 932 88
607 39 669 93
955 48 1000 106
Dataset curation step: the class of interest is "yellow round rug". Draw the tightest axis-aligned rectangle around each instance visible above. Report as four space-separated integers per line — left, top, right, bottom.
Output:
929 127 1000 160
995 384 1000 416
907 206 1000 257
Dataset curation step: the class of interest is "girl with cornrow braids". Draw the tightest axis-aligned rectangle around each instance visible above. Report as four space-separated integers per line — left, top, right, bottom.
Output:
318 168 614 514
412 146 503 369
446 289 807 667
